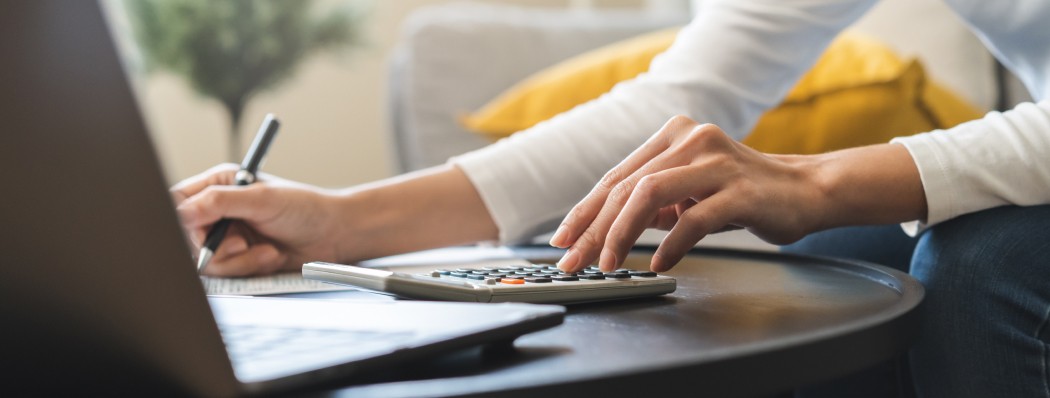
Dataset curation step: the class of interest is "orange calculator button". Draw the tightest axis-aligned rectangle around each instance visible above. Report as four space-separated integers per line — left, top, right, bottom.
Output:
501 278 524 284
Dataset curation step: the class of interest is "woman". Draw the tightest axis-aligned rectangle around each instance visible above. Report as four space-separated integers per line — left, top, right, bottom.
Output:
174 0 1050 395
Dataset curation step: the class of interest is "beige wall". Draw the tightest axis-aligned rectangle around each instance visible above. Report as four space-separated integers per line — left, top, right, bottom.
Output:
108 0 650 189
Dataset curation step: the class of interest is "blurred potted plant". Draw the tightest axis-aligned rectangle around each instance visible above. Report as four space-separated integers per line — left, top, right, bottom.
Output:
126 0 366 161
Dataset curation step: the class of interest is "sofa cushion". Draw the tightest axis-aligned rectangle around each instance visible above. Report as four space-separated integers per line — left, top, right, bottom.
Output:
389 2 689 172
461 29 983 155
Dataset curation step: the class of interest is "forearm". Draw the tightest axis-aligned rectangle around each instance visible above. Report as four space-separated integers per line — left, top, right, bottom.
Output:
451 0 879 244
797 143 928 232
332 164 498 262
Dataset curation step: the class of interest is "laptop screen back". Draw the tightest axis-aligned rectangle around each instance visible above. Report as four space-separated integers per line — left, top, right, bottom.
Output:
0 1 237 396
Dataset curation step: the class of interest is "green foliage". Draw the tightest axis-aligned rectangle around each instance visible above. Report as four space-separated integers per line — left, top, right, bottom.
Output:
126 0 365 160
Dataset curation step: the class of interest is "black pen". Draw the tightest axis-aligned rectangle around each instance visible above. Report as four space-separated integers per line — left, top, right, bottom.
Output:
197 114 280 274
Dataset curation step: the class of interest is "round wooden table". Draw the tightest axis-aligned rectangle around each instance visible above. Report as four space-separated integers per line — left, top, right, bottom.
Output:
281 245 924 398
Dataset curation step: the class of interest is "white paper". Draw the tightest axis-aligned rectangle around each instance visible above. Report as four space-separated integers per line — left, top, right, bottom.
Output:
201 247 535 296
201 272 354 296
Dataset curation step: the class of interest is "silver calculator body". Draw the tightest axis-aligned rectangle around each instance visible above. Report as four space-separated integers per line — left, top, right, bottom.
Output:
302 262 676 305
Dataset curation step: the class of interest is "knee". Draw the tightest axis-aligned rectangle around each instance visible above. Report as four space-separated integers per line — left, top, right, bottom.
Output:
910 205 1050 327
907 205 1050 395
913 206 1050 285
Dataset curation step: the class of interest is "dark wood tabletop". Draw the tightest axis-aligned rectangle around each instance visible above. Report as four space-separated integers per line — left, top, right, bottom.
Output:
274 245 923 398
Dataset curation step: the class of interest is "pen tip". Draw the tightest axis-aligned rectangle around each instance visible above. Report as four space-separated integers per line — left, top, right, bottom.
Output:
197 248 213 274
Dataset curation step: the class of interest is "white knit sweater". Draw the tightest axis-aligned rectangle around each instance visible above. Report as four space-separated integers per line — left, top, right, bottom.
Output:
452 0 1050 243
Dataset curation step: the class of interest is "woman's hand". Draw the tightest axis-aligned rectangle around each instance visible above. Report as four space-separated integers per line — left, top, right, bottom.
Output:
171 163 499 277
171 164 350 277
549 116 926 273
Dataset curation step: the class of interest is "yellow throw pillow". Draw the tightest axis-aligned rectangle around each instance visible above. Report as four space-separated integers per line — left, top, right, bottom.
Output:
460 29 984 155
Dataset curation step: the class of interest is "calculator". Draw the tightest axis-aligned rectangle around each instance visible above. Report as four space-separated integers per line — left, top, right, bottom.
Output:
302 262 676 304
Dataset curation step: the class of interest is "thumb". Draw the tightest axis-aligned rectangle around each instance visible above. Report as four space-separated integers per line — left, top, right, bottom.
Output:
177 184 276 229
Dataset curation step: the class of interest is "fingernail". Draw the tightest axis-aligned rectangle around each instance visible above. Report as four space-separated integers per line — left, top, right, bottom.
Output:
557 249 579 272
549 225 568 247
651 254 665 272
599 248 617 272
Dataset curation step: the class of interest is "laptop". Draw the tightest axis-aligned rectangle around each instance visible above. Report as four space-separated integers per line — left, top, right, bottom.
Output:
0 1 564 396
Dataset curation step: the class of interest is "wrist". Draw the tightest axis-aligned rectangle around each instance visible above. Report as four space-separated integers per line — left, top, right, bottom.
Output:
328 187 389 263
324 165 501 264
783 144 928 234
796 152 849 233
771 153 840 235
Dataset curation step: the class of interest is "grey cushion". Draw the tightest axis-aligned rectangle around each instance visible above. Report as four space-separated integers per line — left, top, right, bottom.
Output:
389 2 689 172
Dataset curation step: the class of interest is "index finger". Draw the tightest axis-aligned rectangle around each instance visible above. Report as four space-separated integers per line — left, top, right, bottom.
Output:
169 163 240 205
603 164 725 269
549 115 700 248
176 183 276 230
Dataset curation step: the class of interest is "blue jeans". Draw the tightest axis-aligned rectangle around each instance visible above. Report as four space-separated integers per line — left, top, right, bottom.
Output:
783 205 1050 398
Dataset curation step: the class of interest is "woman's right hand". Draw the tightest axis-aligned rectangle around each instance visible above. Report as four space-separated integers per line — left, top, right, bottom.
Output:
170 163 352 277
170 163 499 277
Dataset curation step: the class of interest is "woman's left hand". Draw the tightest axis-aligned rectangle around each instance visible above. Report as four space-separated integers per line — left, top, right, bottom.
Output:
548 115 925 273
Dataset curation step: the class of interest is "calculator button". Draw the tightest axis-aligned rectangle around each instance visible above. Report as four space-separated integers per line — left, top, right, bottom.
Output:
587 266 601 271
524 268 543 273
503 275 524 280
455 268 475 273
629 270 658 277
481 267 499 271
434 269 452 275
505 266 524 271
450 272 469 278
514 271 535 276
497 269 517 273
470 271 489 275
485 278 499 285
467 274 487 280
525 277 552 283
604 273 631 279
611 269 630 274
429 271 441 277
583 270 604 275
501 278 525 284
551 275 579 282
539 270 559 274
578 274 605 280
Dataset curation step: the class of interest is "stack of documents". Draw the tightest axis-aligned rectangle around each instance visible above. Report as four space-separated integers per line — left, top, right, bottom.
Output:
201 272 354 296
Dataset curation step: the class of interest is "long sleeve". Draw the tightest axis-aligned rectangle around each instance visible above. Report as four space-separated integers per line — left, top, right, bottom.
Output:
890 0 1050 235
893 101 1050 235
452 0 877 243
